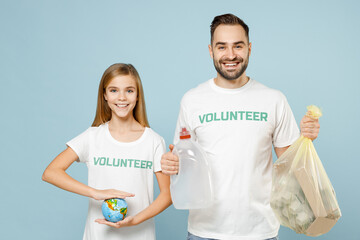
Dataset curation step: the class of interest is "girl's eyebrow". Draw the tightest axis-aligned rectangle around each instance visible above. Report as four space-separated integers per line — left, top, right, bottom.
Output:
107 85 136 89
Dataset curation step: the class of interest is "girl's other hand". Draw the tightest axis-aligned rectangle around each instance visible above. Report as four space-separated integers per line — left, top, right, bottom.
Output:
95 216 137 228
91 189 135 201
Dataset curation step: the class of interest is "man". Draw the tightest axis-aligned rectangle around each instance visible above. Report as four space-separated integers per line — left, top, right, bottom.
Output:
161 14 320 240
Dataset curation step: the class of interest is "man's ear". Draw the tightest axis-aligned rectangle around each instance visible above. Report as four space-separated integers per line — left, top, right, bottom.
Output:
208 44 214 59
248 42 252 57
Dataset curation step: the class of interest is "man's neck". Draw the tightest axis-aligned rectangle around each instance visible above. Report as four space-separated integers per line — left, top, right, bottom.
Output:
214 74 249 89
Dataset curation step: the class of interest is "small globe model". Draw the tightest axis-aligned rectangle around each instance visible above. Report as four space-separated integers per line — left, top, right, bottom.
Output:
102 198 128 223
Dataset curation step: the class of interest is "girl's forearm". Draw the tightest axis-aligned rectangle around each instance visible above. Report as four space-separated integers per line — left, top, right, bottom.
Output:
132 190 172 225
42 148 96 198
42 168 95 198
43 148 135 201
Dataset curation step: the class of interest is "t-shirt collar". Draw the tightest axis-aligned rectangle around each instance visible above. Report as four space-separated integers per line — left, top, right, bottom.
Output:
209 77 254 94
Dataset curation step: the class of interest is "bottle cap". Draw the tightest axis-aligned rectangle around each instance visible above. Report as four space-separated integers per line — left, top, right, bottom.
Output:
179 127 191 139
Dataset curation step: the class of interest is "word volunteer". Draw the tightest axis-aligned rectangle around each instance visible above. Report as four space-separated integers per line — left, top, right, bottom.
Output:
93 157 153 169
199 110 268 124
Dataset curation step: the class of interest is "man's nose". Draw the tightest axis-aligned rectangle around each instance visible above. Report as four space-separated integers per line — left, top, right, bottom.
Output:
225 48 236 59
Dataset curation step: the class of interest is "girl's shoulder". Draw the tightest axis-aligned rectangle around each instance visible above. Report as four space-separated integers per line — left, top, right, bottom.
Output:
74 123 107 139
86 123 107 134
144 128 165 144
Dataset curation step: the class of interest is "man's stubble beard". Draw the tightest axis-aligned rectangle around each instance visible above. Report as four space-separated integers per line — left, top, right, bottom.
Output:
213 54 249 81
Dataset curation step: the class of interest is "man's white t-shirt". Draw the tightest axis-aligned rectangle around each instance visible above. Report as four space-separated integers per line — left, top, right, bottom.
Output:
67 122 165 240
173 79 300 240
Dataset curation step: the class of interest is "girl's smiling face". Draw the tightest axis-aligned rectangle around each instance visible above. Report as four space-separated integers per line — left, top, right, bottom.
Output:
104 75 138 120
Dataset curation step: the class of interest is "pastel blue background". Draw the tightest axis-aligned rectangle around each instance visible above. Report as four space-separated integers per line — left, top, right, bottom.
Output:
1 0 359 239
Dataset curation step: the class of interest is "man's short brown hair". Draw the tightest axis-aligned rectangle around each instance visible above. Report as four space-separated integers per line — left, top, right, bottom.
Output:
210 13 249 44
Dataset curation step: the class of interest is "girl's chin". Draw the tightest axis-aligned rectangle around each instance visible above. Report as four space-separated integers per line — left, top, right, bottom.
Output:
111 110 134 120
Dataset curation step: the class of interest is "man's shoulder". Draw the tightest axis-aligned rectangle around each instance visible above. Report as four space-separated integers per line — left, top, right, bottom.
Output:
181 79 212 101
251 79 287 100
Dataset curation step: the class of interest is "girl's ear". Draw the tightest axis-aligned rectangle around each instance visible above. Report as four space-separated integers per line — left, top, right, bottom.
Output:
104 93 107 101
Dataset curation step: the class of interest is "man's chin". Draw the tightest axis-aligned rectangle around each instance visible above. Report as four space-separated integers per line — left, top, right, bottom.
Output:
214 63 246 81
220 72 242 81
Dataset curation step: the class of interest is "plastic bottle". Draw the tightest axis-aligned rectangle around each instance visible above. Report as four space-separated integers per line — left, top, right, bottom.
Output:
170 127 213 209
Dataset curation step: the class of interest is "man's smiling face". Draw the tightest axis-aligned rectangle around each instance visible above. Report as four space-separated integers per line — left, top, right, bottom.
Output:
209 24 251 81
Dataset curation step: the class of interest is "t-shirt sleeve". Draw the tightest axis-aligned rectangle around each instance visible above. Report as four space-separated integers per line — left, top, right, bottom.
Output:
173 99 195 145
153 137 166 172
272 94 300 148
66 128 91 163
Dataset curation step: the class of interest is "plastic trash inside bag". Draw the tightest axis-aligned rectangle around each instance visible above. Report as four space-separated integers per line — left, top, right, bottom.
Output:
270 105 341 237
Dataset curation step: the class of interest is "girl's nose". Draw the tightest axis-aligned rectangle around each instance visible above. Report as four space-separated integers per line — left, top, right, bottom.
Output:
118 92 126 100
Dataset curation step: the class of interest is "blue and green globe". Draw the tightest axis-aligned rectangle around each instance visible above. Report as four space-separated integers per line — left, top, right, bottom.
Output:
102 198 128 223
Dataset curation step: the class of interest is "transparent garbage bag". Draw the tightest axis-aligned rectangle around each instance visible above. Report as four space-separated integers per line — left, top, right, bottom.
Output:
270 106 341 236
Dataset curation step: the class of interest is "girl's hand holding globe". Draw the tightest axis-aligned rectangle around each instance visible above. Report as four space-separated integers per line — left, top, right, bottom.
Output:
91 189 136 228
95 215 137 228
90 188 135 201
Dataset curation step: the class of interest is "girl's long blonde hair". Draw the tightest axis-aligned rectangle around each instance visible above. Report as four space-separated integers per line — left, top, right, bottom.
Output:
92 63 149 127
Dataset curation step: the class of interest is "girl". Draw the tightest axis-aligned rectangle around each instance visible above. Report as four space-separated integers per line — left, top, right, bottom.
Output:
42 63 172 240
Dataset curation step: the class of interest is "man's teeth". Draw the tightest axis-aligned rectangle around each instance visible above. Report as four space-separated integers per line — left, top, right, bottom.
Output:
225 63 237 66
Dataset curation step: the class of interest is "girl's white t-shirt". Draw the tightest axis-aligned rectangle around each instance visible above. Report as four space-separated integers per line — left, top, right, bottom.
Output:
67 122 165 240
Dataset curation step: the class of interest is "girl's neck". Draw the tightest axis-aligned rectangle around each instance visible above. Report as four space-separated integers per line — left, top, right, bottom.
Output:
107 115 145 143
108 115 143 133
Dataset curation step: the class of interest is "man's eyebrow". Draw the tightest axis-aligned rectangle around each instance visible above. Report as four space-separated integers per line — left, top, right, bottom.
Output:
215 42 226 46
234 41 246 45
215 41 246 46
